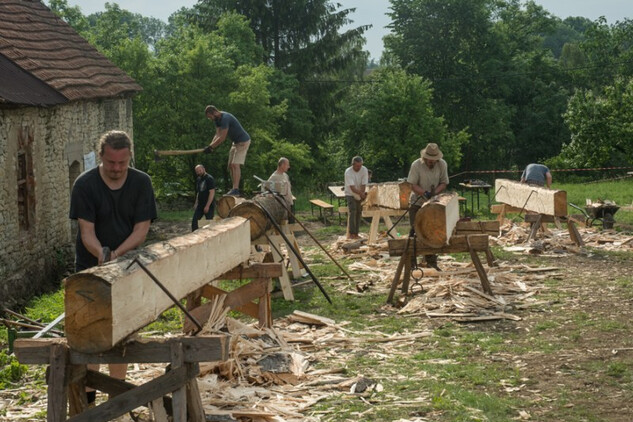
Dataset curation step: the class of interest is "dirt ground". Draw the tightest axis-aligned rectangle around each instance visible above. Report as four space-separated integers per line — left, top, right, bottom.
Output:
2 216 632 421
148 217 633 420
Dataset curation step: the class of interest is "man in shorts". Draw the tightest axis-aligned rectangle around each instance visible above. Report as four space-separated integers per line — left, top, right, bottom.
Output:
204 105 251 196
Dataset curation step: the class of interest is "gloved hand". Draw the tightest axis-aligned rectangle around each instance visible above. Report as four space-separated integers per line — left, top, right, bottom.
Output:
203 145 214 154
423 191 432 199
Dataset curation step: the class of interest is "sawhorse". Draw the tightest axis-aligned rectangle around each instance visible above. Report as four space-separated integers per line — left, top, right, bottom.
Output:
362 206 408 244
386 234 496 304
14 335 229 422
184 263 282 331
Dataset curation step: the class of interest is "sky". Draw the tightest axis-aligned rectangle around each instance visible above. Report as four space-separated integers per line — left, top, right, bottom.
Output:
65 0 632 60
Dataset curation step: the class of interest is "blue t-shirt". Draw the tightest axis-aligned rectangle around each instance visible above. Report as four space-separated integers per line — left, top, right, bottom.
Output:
522 164 549 184
215 112 250 143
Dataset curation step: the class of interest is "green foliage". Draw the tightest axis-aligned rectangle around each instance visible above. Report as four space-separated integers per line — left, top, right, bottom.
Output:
337 67 467 180
0 351 28 388
558 77 633 167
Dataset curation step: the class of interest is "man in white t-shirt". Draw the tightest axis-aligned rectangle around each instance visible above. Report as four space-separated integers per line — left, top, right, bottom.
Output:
344 156 369 239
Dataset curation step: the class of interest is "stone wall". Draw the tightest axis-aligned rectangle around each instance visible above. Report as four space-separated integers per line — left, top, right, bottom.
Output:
0 97 135 307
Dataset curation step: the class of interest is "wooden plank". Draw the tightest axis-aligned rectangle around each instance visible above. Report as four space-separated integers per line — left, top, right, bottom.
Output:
48 343 68 422
364 181 412 209
84 369 173 413
64 217 251 354
490 204 523 214
216 263 282 280
567 220 585 246
413 192 460 248
524 214 556 223
171 343 187 422
288 310 335 326
388 234 489 256
68 364 196 422
14 336 229 365
467 238 493 295
495 179 567 216
309 199 334 209
362 207 407 217
454 220 500 236
186 377 205 422
184 279 270 332
67 365 88 417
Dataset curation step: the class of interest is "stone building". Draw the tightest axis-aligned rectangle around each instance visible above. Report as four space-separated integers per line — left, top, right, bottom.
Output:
0 0 142 306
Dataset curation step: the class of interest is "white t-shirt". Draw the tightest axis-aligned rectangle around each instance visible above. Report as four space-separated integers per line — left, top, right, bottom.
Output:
344 165 369 196
267 171 293 205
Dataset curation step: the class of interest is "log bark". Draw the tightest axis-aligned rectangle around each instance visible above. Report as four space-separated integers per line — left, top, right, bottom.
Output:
217 195 246 218
413 192 460 248
494 179 567 216
364 181 412 209
64 217 251 354
228 193 287 240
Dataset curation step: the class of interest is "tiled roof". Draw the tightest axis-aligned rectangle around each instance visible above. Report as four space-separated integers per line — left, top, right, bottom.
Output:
0 0 141 105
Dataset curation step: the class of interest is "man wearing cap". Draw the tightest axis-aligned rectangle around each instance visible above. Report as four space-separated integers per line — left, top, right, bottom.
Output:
520 163 552 188
407 143 449 269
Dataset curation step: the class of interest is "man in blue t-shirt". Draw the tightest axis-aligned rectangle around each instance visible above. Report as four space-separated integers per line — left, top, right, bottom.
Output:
69 130 157 403
204 105 251 196
521 163 552 188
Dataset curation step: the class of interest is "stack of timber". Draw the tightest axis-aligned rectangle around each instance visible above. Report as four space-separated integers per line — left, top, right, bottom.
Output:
64 217 251 354
228 193 287 240
364 181 412 209
494 179 567 216
217 195 246 218
413 192 460 248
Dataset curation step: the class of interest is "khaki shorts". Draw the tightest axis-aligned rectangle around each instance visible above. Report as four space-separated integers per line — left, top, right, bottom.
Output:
228 140 250 166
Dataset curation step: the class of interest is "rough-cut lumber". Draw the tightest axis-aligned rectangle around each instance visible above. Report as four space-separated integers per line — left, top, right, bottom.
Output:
388 234 490 256
64 217 250 354
413 192 460 248
364 181 412 209
14 336 230 365
494 179 567 216
229 193 287 240
454 220 500 236
217 195 246 218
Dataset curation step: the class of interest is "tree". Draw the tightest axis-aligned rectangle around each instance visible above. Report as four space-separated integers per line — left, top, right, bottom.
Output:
46 0 89 33
337 67 468 181
557 78 633 168
192 0 370 152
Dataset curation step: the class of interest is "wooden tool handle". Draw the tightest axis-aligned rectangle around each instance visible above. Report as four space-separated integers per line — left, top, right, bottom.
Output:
155 148 206 156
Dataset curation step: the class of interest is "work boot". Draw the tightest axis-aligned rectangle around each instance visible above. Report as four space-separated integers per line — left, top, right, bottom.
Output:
227 188 241 196
425 255 441 271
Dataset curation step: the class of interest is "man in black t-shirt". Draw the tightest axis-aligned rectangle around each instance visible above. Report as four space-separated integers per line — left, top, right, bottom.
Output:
192 164 216 231
69 130 157 402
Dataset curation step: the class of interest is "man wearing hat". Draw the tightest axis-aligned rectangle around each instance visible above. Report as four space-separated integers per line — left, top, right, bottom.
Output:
407 143 449 269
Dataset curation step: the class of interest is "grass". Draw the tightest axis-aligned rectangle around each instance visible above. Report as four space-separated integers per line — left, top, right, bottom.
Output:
3 179 633 420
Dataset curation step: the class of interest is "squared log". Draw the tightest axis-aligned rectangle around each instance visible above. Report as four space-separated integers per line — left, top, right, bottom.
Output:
494 179 567 216
364 181 412 209
64 217 251 353
413 192 460 247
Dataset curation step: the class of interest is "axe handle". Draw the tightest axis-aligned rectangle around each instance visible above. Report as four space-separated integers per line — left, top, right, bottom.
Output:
155 148 206 156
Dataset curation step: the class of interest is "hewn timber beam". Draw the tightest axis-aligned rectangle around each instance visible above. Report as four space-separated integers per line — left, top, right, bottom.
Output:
494 179 567 216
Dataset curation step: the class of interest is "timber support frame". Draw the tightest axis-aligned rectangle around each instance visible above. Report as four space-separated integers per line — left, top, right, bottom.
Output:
387 234 495 304
14 336 229 422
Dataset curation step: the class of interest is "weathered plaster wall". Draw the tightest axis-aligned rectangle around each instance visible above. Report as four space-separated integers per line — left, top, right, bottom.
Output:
0 97 134 307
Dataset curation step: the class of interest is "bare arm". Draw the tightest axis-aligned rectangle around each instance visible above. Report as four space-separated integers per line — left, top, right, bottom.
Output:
78 219 106 264
209 127 228 149
545 172 552 188
113 220 151 258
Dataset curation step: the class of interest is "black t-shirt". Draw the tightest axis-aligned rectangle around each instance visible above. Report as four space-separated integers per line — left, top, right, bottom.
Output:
70 167 157 270
196 173 216 208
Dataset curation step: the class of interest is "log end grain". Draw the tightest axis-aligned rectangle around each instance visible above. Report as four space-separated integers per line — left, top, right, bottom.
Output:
64 274 113 354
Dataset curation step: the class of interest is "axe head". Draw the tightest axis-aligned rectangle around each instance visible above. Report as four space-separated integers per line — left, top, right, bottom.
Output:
153 150 163 163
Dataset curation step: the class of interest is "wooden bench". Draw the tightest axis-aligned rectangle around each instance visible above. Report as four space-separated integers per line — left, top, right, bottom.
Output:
310 199 334 224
